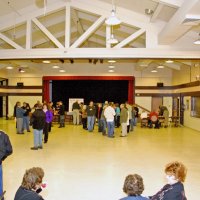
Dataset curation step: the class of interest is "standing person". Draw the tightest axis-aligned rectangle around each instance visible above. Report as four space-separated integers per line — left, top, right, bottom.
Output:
96 103 103 132
43 104 53 144
149 161 187 200
159 105 169 128
125 102 134 132
30 104 46 150
100 104 107 136
104 102 115 138
115 103 121 128
48 102 54 132
58 101 65 128
81 105 87 130
0 130 13 199
120 174 148 200
120 104 128 137
14 167 45 200
22 102 31 133
133 104 139 126
72 100 80 125
16 102 26 134
86 101 96 132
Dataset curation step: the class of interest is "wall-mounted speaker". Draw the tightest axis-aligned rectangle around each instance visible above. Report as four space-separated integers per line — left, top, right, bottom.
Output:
157 82 164 87
17 82 24 87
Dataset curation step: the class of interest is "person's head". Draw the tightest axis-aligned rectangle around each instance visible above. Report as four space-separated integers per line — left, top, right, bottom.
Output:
43 104 48 110
123 174 144 196
17 102 21 107
120 104 124 109
165 161 187 184
98 103 102 108
37 104 43 110
23 102 27 107
21 167 44 191
89 101 93 106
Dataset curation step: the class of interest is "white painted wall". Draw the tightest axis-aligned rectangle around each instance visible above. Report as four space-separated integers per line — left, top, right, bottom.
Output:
163 97 173 117
184 96 200 132
135 96 152 113
8 96 42 117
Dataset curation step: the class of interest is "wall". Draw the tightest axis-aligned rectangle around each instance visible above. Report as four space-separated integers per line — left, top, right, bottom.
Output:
135 96 152 113
184 96 200 132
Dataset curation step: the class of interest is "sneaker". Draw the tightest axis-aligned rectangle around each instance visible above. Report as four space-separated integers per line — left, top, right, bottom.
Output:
30 147 38 150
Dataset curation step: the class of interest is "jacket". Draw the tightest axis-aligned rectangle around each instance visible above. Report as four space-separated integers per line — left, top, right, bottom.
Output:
14 186 44 200
30 109 46 130
150 182 187 200
120 108 128 123
0 130 13 164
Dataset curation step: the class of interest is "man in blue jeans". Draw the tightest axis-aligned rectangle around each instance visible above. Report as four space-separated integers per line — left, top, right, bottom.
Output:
0 131 13 199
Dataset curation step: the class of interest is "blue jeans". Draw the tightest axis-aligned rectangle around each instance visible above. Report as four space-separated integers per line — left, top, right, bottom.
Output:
87 116 94 132
23 116 30 131
130 119 134 131
0 164 3 197
107 121 114 137
33 129 43 147
100 119 106 134
134 117 138 126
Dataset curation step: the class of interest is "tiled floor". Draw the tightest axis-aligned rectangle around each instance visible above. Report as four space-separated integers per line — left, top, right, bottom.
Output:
1 119 200 200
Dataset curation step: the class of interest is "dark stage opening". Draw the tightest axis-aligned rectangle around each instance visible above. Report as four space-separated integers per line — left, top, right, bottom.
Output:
52 80 128 110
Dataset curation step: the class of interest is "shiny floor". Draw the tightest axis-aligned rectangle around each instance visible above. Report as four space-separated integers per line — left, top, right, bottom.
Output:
1 119 200 200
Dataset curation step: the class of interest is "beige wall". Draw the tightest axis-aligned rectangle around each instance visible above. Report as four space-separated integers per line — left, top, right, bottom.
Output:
184 96 200 132
8 96 42 117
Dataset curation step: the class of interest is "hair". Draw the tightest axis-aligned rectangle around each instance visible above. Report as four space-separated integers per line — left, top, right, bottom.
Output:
123 174 144 196
21 167 44 190
165 161 187 182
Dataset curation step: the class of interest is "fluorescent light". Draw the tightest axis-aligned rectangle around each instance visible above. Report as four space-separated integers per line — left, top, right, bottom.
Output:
43 60 51 63
151 69 157 73
107 34 118 44
194 39 200 45
108 60 116 63
157 65 164 69
108 65 115 69
52 65 60 69
20 69 25 73
108 69 114 73
105 10 121 26
6 66 13 69
165 60 174 63
59 69 66 73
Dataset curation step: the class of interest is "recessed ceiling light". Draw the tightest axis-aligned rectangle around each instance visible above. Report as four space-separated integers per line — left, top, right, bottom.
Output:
151 69 157 73
108 69 114 73
108 65 115 69
43 60 51 64
157 65 164 69
20 69 25 73
194 39 200 44
108 60 116 63
52 65 60 69
6 66 13 69
59 69 66 73
165 60 174 63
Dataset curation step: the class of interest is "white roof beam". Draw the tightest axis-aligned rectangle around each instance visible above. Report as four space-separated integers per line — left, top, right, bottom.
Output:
150 4 164 22
106 26 111 48
151 0 184 8
26 20 32 49
32 18 64 49
71 15 105 48
0 33 23 49
65 3 71 48
114 29 145 48
158 0 199 44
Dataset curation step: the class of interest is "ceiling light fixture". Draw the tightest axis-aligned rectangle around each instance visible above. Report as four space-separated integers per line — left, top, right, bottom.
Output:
194 33 200 44
108 65 115 69
19 68 25 73
108 60 116 63
157 65 164 69
165 60 174 63
108 69 114 73
105 0 121 26
52 65 60 69
151 69 157 73
145 8 154 15
43 60 51 64
59 69 66 73
6 66 13 69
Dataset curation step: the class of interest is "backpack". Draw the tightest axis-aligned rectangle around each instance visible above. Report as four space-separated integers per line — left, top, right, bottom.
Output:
0 131 13 163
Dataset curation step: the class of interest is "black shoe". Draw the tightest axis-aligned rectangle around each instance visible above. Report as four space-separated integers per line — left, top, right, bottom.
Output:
38 146 43 149
120 135 126 137
44 141 47 144
27 130 31 132
58 126 62 128
30 147 38 150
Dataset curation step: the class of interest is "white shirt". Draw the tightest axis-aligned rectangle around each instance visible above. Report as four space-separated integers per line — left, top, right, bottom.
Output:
104 106 115 122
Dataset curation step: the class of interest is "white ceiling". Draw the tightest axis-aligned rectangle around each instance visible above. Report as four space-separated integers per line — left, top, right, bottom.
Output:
0 0 199 75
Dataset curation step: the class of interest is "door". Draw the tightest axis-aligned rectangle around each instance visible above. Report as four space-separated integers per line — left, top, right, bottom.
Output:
152 97 163 112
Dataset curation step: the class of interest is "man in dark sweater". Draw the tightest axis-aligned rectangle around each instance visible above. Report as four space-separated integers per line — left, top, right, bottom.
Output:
0 131 13 199
30 104 46 150
58 101 65 128
86 101 96 132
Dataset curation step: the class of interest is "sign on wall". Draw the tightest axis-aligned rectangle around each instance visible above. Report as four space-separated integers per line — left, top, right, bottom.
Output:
68 98 84 112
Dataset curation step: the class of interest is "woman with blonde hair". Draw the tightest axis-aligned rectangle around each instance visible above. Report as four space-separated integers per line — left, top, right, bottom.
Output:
14 167 45 200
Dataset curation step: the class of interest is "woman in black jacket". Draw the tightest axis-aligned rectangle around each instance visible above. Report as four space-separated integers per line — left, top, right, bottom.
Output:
14 167 45 200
